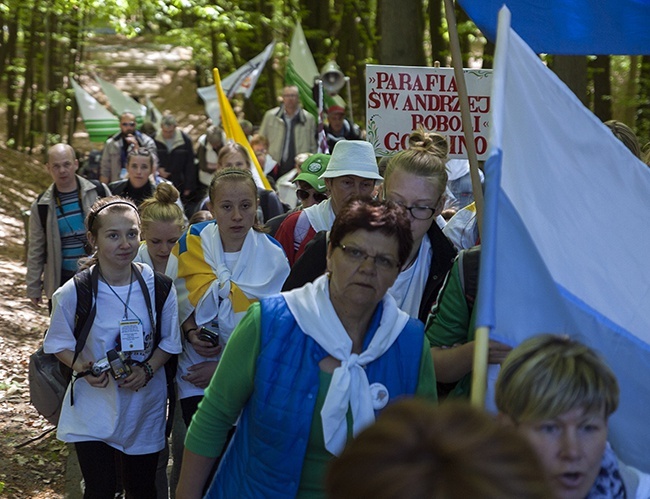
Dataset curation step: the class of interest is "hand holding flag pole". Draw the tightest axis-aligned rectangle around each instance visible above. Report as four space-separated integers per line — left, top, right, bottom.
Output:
443 0 489 408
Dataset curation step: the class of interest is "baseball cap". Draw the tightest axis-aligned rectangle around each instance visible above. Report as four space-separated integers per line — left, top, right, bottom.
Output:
294 153 331 192
320 140 382 181
328 105 346 114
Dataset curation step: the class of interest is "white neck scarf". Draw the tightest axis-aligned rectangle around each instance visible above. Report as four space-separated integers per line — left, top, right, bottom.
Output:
192 226 290 339
303 198 335 233
388 234 432 317
283 274 410 456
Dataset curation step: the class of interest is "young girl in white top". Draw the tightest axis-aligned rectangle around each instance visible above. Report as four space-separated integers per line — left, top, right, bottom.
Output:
43 196 182 498
174 168 290 425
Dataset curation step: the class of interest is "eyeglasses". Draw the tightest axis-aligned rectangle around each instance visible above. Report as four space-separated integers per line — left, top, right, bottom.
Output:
394 201 435 220
121 121 136 127
296 189 328 203
337 243 400 271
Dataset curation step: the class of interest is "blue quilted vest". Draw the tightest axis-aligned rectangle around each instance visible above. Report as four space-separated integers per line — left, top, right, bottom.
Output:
206 295 424 498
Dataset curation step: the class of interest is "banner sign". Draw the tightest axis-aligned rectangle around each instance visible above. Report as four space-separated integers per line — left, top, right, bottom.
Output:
366 64 492 159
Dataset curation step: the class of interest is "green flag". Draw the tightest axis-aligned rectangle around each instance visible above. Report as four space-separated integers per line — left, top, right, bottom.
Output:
286 21 340 119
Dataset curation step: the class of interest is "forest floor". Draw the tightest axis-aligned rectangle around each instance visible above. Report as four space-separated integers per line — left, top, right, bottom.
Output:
0 35 206 498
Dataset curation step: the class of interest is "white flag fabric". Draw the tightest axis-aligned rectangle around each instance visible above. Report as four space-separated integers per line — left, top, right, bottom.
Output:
197 41 275 124
70 79 119 143
477 7 650 472
94 75 147 120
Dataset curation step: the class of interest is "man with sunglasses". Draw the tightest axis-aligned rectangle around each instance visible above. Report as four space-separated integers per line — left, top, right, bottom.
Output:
99 111 157 184
265 153 330 237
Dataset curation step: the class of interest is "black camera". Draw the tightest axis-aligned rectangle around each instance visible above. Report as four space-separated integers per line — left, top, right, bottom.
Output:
197 327 220 347
92 349 132 380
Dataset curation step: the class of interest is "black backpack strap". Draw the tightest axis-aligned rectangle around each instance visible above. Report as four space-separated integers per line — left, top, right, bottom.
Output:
132 264 176 436
154 271 176 437
460 246 481 314
132 263 156 341
69 266 99 405
37 199 48 234
87 178 109 199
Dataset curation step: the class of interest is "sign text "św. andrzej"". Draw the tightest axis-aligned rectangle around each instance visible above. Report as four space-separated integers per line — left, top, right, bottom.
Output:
366 64 492 159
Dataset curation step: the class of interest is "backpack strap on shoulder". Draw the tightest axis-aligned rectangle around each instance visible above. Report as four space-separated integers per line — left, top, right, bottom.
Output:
69 266 99 405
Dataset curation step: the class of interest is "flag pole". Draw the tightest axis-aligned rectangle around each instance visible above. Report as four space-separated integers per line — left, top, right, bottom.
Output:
470 326 489 407
443 0 485 238
443 0 489 408
213 68 272 191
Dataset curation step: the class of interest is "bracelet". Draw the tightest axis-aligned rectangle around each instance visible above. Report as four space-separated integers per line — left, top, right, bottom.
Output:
142 362 154 386
184 327 198 342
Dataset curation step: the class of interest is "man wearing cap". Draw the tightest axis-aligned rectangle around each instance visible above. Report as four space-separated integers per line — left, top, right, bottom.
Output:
265 153 331 237
259 85 317 179
324 104 360 152
274 140 381 265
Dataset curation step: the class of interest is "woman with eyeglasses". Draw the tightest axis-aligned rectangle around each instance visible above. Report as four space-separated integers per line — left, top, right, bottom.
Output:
284 129 457 324
176 198 436 499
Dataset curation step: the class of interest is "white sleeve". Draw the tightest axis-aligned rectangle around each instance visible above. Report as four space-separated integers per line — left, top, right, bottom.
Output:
43 280 78 354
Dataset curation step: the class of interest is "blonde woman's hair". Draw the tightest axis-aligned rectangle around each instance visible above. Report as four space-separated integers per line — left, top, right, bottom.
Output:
139 182 186 236
495 334 620 423
327 399 551 499
384 128 449 192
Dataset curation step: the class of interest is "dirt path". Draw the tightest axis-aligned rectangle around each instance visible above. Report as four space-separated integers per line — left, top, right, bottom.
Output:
0 226 64 498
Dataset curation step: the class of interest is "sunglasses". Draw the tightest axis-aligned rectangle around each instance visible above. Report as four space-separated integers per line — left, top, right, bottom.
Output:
296 189 328 203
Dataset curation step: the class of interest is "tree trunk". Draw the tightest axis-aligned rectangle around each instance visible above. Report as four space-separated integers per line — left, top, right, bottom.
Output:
429 0 446 66
551 56 588 107
301 0 330 71
636 56 650 143
482 40 495 69
5 7 20 146
378 0 425 66
590 55 612 122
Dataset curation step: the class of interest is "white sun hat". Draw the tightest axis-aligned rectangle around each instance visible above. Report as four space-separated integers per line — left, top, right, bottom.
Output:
319 140 383 181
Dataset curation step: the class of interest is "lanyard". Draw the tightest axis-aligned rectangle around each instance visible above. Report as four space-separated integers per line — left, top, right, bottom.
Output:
99 268 141 322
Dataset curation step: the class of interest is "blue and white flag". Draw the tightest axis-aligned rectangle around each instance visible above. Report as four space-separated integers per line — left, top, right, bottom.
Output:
458 0 650 55
477 7 650 472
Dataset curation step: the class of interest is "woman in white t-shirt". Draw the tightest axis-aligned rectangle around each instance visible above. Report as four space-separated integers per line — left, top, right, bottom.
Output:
43 196 182 498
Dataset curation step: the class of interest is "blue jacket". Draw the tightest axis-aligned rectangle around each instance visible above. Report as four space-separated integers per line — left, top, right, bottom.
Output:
206 295 425 498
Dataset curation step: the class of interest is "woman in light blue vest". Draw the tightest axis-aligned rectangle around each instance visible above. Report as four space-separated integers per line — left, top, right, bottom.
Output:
176 197 437 499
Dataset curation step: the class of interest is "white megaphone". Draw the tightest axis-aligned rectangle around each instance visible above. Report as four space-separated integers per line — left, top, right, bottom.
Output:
320 61 346 95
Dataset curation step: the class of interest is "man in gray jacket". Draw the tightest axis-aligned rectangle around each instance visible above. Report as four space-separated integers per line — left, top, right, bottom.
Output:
259 85 317 179
26 143 110 309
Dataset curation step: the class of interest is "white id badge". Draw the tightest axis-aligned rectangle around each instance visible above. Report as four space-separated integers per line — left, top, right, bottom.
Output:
120 320 144 352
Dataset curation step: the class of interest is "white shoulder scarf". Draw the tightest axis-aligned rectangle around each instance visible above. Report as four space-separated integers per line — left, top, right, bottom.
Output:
303 198 335 233
283 274 410 456
388 234 432 317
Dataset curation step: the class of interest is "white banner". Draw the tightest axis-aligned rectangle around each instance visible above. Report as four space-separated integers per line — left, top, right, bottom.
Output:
366 64 492 159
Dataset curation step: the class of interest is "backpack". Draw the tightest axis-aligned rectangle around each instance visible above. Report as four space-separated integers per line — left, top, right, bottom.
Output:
28 264 173 427
456 245 481 315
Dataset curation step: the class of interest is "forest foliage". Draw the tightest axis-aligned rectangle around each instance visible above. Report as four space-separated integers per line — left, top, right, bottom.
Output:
1 0 649 154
